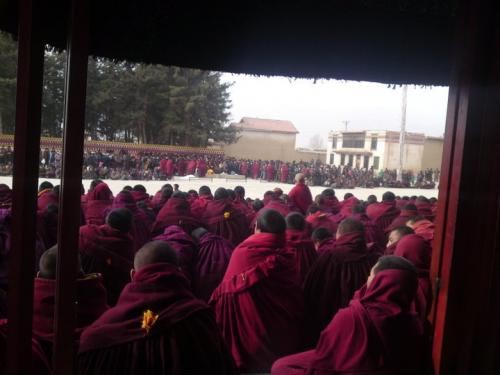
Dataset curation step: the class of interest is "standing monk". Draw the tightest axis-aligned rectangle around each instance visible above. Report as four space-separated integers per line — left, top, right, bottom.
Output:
78 241 237 375
210 210 303 373
288 173 313 215
280 163 289 183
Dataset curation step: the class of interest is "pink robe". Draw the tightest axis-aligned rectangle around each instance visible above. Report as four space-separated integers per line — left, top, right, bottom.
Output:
366 201 400 232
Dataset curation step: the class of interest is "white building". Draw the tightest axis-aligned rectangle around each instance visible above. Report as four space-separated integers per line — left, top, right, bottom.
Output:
326 130 440 172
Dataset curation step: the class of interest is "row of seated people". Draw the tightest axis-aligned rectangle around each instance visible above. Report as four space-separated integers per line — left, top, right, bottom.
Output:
0 175 436 374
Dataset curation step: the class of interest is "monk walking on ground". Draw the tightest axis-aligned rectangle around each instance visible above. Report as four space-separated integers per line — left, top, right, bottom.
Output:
288 173 313 215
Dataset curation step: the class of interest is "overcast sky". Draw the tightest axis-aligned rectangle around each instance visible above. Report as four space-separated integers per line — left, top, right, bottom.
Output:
221 74 449 148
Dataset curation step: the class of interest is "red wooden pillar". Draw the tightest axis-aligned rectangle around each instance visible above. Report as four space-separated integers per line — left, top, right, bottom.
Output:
5 0 44 374
52 0 89 373
431 0 500 373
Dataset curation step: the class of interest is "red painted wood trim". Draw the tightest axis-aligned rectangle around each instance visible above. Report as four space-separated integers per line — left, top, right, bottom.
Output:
5 0 44 374
52 0 89 373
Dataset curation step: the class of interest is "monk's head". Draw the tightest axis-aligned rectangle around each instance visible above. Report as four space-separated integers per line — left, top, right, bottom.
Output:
162 185 174 199
252 199 264 212
226 189 236 200
294 173 305 184
234 186 245 199
321 188 336 200
336 218 364 240
352 203 365 215
367 194 377 204
89 179 103 191
214 187 228 200
286 212 306 231
173 184 179 191
106 208 133 233
387 226 415 248
406 216 426 229
191 227 208 242
382 191 396 202
171 191 187 199
256 209 286 234
199 185 211 196
307 204 321 216
312 227 333 250
367 255 417 288
133 184 147 193
273 188 283 197
38 181 53 192
122 185 133 192
133 241 179 276
38 245 83 279
314 194 323 205
343 192 353 200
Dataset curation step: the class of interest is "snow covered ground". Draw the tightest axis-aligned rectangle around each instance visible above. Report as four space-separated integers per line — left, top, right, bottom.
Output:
0 176 439 201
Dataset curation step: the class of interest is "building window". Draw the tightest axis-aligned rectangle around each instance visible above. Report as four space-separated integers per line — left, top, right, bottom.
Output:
348 154 354 166
373 156 380 169
340 154 345 165
363 155 369 169
371 137 377 150
342 132 365 148
329 154 334 164
332 137 337 149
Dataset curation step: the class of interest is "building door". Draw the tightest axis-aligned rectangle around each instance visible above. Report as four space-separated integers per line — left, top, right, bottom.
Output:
348 154 353 166
363 155 369 169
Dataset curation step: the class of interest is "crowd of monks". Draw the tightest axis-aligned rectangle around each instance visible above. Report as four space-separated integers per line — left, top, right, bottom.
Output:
0 173 437 374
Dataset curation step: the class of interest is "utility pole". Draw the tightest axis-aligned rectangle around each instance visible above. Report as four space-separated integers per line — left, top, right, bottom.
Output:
397 85 408 182
341 120 350 131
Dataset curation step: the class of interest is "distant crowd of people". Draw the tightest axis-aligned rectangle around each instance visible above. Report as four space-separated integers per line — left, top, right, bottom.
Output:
1 173 437 374
0 146 439 189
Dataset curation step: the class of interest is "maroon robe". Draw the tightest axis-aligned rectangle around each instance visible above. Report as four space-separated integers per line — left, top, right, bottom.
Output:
266 163 275 181
339 196 359 217
251 161 260 179
416 201 435 221
350 212 386 251
280 164 289 183
285 229 318 283
37 189 58 211
111 192 152 252
394 234 432 322
152 196 200 236
153 225 197 280
288 183 313 215
79 224 134 305
187 159 197 175
302 231 379 348
130 190 150 205
84 183 114 226
366 200 401 232
272 269 423 375
192 232 234 301
306 212 338 234
166 159 175 177
411 219 435 243
210 232 303 372
319 196 341 215
265 198 292 217
386 206 418 232
190 193 213 217
200 199 250 246
316 238 336 257
78 263 237 375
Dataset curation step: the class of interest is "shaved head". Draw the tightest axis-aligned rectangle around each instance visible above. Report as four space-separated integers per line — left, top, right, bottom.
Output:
134 241 179 271
39 245 82 279
256 209 286 234
295 173 305 183
337 218 365 237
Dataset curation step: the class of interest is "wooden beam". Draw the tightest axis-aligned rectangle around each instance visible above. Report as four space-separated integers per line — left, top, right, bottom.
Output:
5 0 44 373
52 0 89 373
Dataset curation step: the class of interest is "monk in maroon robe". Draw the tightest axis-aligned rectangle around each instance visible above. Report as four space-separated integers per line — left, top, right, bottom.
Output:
266 162 275 181
318 188 341 214
200 188 250 246
339 193 360 218
81 179 103 214
366 191 400 231
265 191 292 217
78 241 237 375
306 204 338 234
84 182 114 225
165 158 175 178
350 203 386 252
285 213 318 283
251 160 260 179
272 256 423 375
210 209 303 372
385 226 415 255
150 184 173 212
79 208 134 305
232 186 252 216
303 219 379 347
190 185 213 217
191 227 234 301
394 234 432 322
387 203 419 232
37 187 58 212
288 173 313 214
153 225 197 280
415 196 435 221
311 227 336 256
111 191 152 252
186 159 197 175
152 192 200 235
407 216 435 243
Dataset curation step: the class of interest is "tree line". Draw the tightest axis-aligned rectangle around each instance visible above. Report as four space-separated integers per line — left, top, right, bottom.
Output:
0 32 237 147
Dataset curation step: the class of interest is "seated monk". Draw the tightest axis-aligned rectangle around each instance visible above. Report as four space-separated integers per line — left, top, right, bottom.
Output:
153 225 197 280
210 209 303 373
78 241 237 375
200 188 250 246
81 179 103 214
150 184 173 213
350 203 386 252
272 256 424 375
385 226 415 255
394 234 432 322
33 246 108 364
366 191 401 232
111 191 152 252
318 189 341 215
339 192 359 218
191 227 234 302
288 173 313 215
415 196 435 221
311 227 335 256
285 212 318 283
407 216 435 243
37 184 58 212
79 208 134 305
151 192 200 236
306 204 338 234
130 184 150 205
303 219 379 348
386 203 419 232
190 185 213 217
84 182 114 225
232 186 252 215
264 191 292 217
